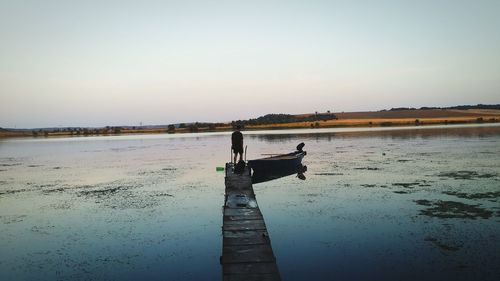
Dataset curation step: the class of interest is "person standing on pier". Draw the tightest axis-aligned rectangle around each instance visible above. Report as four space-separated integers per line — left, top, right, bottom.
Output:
231 125 244 163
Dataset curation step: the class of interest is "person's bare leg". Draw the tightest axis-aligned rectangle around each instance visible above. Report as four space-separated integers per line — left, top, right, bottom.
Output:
233 153 237 163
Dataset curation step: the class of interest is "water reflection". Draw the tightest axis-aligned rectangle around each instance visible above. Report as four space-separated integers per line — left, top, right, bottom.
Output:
1 124 500 281
249 124 500 142
252 164 307 184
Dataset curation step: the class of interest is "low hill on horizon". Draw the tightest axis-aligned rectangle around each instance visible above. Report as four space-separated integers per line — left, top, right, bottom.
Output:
2 104 499 131
264 104 500 123
333 108 500 120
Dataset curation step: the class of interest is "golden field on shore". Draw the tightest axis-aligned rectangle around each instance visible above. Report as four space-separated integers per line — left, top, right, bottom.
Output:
226 109 500 131
245 116 500 130
2 109 500 138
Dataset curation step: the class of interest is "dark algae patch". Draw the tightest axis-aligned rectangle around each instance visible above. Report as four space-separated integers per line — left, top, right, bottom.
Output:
415 199 433 206
161 167 177 171
424 237 462 252
74 182 165 209
154 193 174 197
392 180 433 189
393 190 410 194
42 187 67 194
437 170 497 180
0 188 32 196
443 191 500 201
354 167 379 170
314 172 344 176
415 200 493 219
393 182 420 188
78 186 125 198
138 167 177 176
1 215 27 224
0 163 22 167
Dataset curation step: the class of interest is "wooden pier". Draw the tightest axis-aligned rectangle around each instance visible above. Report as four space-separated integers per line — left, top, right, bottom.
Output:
221 162 281 281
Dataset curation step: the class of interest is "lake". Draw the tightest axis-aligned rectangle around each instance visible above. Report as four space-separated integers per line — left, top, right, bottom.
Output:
1 124 499 281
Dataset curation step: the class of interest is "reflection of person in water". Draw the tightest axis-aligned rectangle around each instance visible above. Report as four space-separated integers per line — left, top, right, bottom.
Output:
231 125 244 163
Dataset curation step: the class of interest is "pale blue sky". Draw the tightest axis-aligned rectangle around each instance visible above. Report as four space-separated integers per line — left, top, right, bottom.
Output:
1 0 499 128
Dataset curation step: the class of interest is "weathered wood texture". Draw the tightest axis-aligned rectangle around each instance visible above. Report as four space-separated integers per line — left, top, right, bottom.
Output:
221 163 281 281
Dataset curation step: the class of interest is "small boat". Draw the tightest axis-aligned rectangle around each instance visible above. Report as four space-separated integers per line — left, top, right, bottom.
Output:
248 143 306 175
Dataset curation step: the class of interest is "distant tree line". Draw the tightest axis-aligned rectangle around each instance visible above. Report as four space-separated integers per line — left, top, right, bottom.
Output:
382 104 500 111
232 112 337 126
446 104 500 110
31 127 124 136
168 122 225 133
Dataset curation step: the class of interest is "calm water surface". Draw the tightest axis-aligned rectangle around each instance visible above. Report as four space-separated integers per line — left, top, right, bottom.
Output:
1 124 499 281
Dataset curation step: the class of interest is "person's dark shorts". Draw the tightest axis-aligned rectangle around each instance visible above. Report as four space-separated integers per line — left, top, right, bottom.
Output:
232 146 243 154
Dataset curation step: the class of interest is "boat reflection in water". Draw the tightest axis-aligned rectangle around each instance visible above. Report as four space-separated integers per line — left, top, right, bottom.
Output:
252 164 307 184
248 143 308 184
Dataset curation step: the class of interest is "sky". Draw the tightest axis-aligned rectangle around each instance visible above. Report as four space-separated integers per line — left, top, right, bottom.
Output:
1 0 499 128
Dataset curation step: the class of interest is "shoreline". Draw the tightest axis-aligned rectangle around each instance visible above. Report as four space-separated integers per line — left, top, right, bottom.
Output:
2 115 500 139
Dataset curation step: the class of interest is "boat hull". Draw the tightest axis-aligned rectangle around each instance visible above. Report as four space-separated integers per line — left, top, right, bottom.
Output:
248 151 306 174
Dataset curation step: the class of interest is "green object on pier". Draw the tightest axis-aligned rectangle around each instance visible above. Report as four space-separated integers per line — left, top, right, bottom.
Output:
216 167 225 172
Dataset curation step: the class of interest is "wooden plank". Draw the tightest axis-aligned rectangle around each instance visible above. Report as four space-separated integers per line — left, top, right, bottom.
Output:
221 162 281 281
225 189 255 195
223 220 267 231
224 210 262 218
223 234 270 246
223 229 268 237
223 219 265 226
225 194 259 209
224 273 281 281
224 215 263 221
224 208 262 217
222 244 276 263
223 263 280 274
